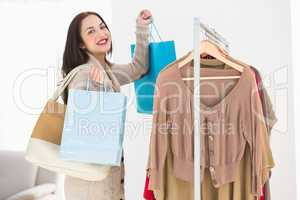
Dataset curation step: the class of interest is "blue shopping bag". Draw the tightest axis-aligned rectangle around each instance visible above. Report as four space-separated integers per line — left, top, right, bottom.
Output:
59 81 127 166
131 22 176 114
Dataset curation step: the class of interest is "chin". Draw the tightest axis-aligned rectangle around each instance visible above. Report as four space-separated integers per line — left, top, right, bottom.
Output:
91 48 109 55
95 46 111 54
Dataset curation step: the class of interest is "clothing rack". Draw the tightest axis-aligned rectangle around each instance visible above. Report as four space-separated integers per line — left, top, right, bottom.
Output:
193 18 230 200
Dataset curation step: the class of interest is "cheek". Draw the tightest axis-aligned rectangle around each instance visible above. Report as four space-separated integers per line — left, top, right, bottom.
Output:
83 36 96 48
107 32 112 40
106 33 112 47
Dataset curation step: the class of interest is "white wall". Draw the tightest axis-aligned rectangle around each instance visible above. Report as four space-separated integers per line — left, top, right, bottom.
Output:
0 1 112 199
0 0 112 150
291 0 300 198
111 0 296 199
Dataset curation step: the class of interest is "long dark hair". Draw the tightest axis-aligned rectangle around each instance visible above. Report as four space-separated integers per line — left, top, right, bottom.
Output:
61 11 112 103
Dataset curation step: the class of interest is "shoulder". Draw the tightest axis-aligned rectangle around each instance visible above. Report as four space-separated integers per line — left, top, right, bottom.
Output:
244 66 258 87
157 64 178 84
155 65 181 97
68 64 92 90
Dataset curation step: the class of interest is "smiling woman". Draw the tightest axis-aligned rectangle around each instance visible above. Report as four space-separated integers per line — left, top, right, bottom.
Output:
61 11 113 104
61 10 152 200
80 15 113 58
0 1 114 199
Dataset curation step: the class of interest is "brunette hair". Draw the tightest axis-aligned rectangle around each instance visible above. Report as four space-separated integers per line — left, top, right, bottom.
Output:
61 11 112 103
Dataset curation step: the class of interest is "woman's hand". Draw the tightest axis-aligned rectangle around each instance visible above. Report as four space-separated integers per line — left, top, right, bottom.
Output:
136 9 152 25
90 66 102 84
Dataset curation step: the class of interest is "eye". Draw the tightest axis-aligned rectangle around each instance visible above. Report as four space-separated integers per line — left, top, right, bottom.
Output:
87 29 95 34
100 24 107 30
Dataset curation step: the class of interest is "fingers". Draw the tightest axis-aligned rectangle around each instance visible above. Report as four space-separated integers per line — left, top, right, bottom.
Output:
137 9 152 25
140 9 152 20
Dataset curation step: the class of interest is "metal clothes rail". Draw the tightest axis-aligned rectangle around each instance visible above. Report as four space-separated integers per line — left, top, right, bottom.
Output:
193 18 230 200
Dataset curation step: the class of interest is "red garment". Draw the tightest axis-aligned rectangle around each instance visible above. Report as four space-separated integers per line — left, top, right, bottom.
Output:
144 175 155 200
260 191 265 200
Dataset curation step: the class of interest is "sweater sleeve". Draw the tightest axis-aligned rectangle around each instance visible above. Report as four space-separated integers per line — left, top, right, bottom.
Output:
111 22 150 86
250 67 276 200
261 86 277 133
243 77 274 197
251 67 277 134
148 75 169 190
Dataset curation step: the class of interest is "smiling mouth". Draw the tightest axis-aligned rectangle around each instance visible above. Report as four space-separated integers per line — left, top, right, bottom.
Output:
96 39 108 45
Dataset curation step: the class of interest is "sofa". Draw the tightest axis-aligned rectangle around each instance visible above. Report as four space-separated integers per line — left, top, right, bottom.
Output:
0 150 64 200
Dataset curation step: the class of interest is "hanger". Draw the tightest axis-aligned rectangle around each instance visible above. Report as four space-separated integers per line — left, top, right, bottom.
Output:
178 40 244 81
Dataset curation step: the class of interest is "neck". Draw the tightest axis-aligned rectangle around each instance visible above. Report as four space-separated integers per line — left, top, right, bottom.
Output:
93 53 107 66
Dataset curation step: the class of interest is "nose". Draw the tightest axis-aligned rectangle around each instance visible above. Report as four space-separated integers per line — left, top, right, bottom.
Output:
95 29 107 39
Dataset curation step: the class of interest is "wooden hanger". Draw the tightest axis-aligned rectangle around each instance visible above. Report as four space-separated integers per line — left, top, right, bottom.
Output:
178 40 244 80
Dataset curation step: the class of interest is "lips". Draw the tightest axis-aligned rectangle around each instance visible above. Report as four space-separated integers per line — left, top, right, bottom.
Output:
96 38 108 45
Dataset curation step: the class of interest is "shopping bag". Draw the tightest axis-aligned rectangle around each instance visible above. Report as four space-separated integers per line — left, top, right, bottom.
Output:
25 64 111 181
130 22 176 114
59 77 127 166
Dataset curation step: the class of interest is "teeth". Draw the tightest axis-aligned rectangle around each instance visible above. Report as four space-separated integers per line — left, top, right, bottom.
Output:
98 39 107 45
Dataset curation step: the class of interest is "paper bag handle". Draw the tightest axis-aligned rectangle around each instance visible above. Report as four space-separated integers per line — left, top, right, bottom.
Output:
51 64 89 101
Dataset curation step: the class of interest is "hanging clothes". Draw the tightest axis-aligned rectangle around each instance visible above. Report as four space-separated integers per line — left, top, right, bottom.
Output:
152 142 265 200
219 57 277 200
144 67 277 200
251 67 277 200
144 66 277 200
144 173 156 200
147 51 275 199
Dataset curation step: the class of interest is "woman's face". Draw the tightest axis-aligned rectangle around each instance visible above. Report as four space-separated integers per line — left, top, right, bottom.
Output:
80 15 112 56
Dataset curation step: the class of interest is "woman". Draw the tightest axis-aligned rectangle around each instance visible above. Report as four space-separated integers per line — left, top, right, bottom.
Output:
61 10 152 200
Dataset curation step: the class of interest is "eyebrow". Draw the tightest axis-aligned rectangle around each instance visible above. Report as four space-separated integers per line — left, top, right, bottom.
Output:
85 22 104 32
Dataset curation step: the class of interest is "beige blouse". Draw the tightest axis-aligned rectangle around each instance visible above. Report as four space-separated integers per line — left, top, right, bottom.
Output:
148 52 274 196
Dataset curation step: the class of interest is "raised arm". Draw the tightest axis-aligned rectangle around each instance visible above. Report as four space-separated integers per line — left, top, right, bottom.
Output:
111 10 151 85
